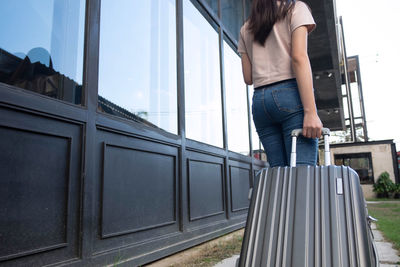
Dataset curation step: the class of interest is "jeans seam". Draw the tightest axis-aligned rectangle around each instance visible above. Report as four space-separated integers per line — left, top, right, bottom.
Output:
262 89 273 121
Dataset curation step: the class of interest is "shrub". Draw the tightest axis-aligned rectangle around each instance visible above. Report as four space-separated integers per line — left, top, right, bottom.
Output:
393 183 400 199
373 171 395 198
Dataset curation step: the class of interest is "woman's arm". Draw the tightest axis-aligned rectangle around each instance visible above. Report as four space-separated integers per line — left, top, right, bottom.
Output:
240 53 253 85
291 25 322 138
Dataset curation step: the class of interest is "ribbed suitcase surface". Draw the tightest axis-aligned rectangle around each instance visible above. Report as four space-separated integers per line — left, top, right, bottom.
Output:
239 165 378 267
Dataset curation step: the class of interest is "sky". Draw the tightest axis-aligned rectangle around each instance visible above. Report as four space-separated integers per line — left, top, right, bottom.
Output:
335 0 400 146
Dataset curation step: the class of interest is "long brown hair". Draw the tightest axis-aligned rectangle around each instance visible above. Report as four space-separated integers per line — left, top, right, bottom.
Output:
248 0 296 45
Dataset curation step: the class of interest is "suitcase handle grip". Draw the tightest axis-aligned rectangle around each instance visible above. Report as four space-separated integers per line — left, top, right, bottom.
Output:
290 128 331 167
291 127 330 138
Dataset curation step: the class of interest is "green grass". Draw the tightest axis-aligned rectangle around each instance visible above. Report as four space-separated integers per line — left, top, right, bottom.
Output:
366 198 400 202
146 230 244 267
189 233 243 267
367 201 400 251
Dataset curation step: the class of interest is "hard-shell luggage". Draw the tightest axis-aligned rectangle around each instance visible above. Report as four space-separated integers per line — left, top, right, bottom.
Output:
238 128 379 267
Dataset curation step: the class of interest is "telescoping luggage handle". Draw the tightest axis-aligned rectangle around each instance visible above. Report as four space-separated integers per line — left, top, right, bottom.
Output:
290 127 331 167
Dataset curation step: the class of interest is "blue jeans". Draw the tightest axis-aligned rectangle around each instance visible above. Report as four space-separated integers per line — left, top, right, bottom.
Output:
252 79 318 167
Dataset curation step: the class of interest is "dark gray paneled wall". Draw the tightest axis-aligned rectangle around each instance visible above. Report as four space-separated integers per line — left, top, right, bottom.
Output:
0 0 341 265
0 104 82 266
0 89 263 267
0 1 266 266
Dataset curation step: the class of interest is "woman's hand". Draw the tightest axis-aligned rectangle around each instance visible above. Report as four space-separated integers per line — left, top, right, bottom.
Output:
303 111 323 138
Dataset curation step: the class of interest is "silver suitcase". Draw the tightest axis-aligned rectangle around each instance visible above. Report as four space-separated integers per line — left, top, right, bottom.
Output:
238 128 379 267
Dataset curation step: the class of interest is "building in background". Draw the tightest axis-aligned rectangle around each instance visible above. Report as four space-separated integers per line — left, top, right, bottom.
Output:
0 0 343 266
330 140 400 198
325 20 400 196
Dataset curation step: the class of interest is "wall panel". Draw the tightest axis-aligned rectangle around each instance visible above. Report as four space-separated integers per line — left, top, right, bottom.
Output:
229 165 251 212
186 150 227 229
0 106 82 265
188 159 224 221
101 143 176 238
93 128 180 254
0 127 70 258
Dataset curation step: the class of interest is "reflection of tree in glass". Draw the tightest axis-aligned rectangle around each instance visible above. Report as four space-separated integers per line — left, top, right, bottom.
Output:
136 111 148 120
27 47 52 67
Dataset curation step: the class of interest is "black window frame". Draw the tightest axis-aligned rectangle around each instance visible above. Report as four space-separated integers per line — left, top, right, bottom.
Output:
334 152 374 184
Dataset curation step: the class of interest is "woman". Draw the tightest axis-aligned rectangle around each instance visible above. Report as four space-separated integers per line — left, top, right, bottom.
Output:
238 0 323 167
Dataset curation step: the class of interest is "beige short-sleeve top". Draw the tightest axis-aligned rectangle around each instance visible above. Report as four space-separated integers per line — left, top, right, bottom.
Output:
238 1 316 88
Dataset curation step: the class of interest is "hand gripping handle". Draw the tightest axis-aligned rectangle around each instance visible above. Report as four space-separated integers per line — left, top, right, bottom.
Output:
290 128 331 167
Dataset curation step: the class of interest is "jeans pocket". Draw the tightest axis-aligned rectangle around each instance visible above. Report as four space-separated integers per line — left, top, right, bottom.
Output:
272 87 303 113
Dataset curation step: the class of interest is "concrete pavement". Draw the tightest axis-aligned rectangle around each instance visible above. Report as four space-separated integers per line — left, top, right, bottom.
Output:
214 255 239 267
372 222 400 266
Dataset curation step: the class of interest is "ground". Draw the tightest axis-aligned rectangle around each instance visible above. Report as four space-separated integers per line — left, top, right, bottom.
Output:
145 229 244 267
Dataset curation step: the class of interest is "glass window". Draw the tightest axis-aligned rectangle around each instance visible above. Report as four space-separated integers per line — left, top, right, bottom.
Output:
223 40 249 155
334 153 374 184
221 0 243 40
245 0 253 20
203 0 219 16
0 0 86 104
98 0 177 134
183 0 223 147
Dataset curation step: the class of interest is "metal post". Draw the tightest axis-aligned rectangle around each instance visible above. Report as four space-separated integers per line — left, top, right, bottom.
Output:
354 55 369 141
339 16 356 142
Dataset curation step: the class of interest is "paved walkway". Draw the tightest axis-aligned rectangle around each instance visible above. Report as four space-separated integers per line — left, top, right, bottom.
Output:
372 222 400 266
214 255 239 267
214 223 400 267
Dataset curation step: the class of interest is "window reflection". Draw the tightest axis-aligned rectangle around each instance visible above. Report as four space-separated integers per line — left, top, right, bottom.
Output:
224 41 249 155
183 0 223 147
204 0 219 15
245 0 253 20
0 0 85 104
221 0 243 40
98 0 177 134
